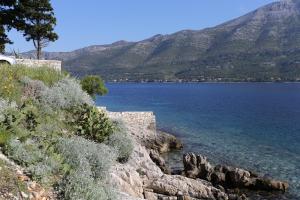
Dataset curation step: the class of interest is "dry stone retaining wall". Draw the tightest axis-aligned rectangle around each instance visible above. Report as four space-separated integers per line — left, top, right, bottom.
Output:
16 59 61 71
105 110 156 130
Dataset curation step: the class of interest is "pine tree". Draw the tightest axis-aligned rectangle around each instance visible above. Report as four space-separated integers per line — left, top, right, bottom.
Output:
18 0 58 59
0 0 17 53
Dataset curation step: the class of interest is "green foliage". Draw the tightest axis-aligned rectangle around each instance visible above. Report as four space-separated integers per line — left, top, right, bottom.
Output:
0 63 118 197
106 121 134 163
0 65 65 102
16 66 65 86
1 102 39 132
0 1 16 52
0 129 10 147
80 75 108 98
69 104 114 143
17 0 58 59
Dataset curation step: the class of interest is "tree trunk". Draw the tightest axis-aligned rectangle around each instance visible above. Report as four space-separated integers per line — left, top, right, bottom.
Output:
37 39 41 60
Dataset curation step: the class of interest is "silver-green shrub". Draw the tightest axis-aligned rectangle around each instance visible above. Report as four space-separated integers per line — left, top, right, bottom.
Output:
62 169 115 200
41 77 94 110
6 138 61 185
57 137 116 180
56 137 117 200
106 121 134 163
6 139 44 166
0 98 17 121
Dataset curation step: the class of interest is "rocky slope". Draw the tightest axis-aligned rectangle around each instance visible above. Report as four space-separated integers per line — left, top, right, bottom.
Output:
106 111 288 200
22 0 300 82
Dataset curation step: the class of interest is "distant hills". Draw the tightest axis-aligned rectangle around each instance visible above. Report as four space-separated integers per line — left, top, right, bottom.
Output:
22 0 300 82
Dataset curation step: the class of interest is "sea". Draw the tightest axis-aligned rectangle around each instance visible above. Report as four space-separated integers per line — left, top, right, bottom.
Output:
96 83 300 200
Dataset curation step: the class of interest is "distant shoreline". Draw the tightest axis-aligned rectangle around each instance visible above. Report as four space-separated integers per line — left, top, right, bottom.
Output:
106 81 300 84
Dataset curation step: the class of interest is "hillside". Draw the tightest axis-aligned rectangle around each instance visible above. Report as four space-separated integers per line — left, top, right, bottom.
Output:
23 0 300 82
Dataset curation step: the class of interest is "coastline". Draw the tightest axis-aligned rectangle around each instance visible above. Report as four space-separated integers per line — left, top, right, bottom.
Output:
106 81 300 84
104 109 289 200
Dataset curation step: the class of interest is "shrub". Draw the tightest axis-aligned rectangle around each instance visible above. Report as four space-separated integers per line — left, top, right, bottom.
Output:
106 121 134 163
20 77 47 102
0 98 17 122
5 139 44 166
5 138 62 186
56 137 117 200
56 137 116 180
41 77 94 110
61 169 115 200
1 102 40 132
0 129 10 147
80 75 108 98
69 104 114 143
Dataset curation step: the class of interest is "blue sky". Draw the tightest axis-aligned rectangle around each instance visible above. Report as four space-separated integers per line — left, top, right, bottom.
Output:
6 0 277 52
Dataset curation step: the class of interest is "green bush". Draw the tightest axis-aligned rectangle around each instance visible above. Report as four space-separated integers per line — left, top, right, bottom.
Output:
1 102 40 132
0 64 119 197
80 75 108 98
69 104 114 143
106 121 134 163
0 129 11 147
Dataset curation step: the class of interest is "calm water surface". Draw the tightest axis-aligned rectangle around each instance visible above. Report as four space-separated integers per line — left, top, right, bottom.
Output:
96 83 300 199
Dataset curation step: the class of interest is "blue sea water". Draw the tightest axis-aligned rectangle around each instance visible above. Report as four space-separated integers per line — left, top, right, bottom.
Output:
96 83 300 199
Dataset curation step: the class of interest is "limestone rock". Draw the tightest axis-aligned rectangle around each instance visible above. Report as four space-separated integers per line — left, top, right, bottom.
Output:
149 150 171 174
144 175 229 200
183 153 288 192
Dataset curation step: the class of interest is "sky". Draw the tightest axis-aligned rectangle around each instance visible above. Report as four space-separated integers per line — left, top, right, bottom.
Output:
6 0 277 53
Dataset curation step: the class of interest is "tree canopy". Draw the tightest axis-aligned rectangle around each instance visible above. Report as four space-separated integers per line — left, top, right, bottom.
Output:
0 0 58 56
80 75 108 99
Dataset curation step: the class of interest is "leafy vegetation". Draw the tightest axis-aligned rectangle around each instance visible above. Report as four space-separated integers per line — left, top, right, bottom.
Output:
0 64 133 199
68 104 114 143
81 75 108 98
0 0 58 58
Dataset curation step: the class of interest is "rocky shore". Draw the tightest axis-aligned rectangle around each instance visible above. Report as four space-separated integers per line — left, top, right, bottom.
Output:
107 111 289 200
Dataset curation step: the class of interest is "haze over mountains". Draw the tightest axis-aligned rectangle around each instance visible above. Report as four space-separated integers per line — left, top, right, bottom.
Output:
23 0 300 82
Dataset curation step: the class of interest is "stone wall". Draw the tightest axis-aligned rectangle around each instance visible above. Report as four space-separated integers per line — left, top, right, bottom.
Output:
16 59 61 71
105 110 156 131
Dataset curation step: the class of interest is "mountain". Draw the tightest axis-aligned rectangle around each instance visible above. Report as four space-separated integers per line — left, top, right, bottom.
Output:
23 0 300 82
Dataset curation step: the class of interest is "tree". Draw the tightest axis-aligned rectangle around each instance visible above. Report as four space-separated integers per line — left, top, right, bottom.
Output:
0 0 17 53
80 75 108 99
18 0 58 59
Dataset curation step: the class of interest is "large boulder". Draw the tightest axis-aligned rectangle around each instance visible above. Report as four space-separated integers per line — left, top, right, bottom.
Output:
144 175 229 200
183 153 213 180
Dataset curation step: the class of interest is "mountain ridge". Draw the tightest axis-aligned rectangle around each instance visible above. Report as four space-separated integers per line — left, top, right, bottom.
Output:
21 0 300 82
